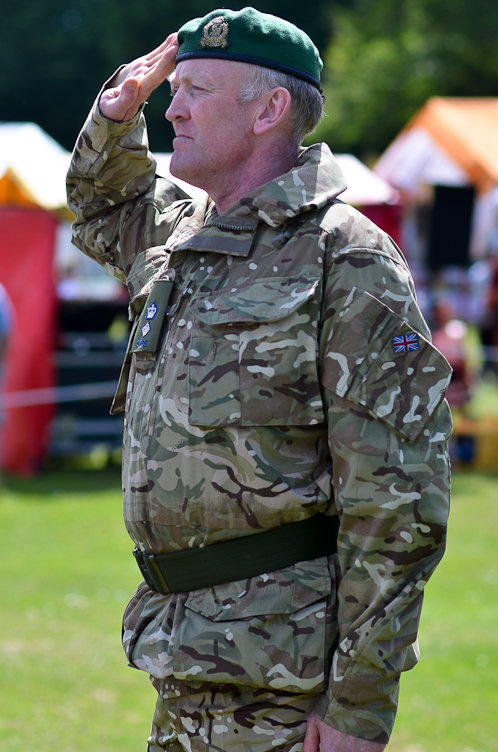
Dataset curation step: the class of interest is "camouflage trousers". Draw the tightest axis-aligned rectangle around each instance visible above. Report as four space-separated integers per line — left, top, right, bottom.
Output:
147 677 318 752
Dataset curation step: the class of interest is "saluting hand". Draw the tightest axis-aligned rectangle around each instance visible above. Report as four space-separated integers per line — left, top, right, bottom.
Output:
99 33 179 122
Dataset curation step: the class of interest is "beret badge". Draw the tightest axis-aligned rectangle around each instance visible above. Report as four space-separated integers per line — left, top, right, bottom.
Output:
200 16 229 49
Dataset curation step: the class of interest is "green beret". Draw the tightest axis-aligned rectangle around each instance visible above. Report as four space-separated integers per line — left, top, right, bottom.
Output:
176 7 323 90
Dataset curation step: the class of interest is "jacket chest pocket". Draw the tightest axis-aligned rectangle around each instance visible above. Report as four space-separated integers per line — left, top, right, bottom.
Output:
188 278 325 427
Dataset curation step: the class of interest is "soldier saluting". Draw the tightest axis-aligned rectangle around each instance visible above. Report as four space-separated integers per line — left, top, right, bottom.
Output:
67 7 452 751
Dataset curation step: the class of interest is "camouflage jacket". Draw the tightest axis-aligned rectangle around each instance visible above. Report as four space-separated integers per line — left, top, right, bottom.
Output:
67 100 452 744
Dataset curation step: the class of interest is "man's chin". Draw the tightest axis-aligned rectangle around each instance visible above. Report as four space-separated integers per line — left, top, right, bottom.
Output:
169 156 203 190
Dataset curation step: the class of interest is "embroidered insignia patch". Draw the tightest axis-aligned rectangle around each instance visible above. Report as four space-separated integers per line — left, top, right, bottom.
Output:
200 16 229 49
141 322 151 337
146 302 158 320
393 333 419 354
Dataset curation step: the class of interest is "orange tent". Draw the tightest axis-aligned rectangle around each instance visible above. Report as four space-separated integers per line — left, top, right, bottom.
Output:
375 98 498 261
412 98 498 195
376 98 498 196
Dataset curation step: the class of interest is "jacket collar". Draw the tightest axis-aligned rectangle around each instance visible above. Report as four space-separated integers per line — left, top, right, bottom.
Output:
210 143 347 228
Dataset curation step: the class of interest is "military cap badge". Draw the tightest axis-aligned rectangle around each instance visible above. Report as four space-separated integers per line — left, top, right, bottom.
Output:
200 16 229 49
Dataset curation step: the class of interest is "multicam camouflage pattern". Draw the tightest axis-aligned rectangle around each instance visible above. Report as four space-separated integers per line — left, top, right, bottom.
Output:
122 557 338 692
148 676 317 751
67 98 452 746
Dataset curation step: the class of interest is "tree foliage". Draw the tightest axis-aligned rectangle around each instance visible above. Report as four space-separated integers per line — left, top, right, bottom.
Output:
313 0 498 157
3 0 498 159
0 0 332 153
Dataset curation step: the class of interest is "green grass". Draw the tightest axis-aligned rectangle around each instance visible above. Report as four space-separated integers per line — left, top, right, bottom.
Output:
0 470 154 752
0 470 497 751
389 473 498 752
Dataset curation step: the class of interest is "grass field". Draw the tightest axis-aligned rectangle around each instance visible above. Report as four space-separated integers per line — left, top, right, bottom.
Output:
0 470 497 752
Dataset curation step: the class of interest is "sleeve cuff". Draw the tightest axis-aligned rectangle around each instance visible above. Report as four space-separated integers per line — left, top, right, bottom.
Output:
312 692 392 745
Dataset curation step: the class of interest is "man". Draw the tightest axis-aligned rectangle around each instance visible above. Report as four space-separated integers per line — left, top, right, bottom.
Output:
67 8 452 751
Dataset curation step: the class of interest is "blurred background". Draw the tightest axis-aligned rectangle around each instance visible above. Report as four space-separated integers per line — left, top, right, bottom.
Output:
1 0 498 474
0 1 497 751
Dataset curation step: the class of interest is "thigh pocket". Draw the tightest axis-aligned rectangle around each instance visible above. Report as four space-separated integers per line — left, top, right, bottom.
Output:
188 277 325 427
172 558 336 692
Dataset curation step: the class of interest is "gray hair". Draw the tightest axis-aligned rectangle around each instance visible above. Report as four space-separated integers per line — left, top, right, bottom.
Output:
237 65 324 143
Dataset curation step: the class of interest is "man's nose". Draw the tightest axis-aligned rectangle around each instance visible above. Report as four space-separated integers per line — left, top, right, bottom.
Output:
165 93 186 123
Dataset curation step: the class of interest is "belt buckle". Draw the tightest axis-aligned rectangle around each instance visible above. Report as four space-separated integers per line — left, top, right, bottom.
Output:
132 547 169 594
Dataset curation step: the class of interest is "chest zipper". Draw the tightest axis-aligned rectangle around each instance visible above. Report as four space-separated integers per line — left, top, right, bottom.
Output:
168 280 195 320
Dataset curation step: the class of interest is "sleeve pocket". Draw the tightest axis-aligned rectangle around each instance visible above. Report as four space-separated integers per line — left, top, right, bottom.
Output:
322 287 452 442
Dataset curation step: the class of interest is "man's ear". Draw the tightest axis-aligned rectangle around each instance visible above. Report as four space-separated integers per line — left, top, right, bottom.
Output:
253 87 292 135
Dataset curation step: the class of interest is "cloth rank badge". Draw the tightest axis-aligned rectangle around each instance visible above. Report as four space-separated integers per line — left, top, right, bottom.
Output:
131 279 174 355
392 332 419 354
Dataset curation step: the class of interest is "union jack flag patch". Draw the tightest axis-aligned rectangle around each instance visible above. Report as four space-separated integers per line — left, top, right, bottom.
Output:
393 333 419 354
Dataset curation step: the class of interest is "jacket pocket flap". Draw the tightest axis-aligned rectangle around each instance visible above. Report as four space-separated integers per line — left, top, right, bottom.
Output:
185 558 332 621
192 277 320 325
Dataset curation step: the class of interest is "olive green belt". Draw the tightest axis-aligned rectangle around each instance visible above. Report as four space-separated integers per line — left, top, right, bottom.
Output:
133 514 340 595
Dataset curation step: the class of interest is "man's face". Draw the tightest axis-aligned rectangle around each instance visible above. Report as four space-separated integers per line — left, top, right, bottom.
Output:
166 59 259 191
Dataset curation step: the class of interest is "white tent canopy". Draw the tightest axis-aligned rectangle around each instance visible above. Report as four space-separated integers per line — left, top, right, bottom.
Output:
0 122 71 211
334 154 398 206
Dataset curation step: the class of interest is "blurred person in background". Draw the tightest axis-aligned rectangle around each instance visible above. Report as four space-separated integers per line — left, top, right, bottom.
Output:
67 7 452 752
0 281 13 484
431 301 480 464
431 302 476 410
483 243 498 376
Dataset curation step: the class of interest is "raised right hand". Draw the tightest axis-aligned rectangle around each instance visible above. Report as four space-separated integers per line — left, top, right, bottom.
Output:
99 33 179 122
